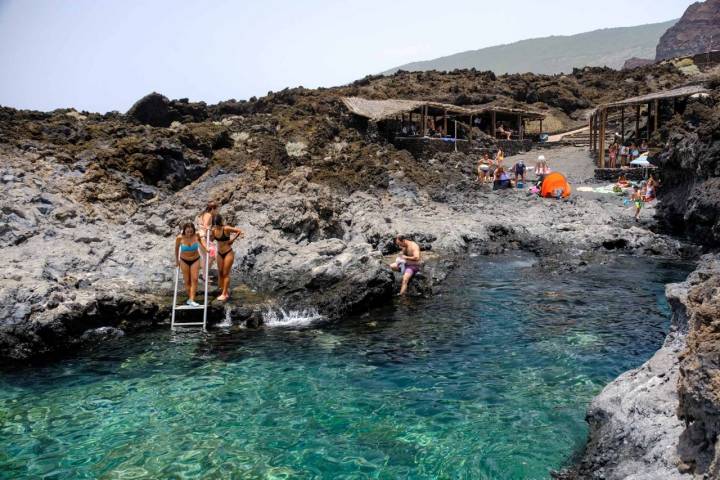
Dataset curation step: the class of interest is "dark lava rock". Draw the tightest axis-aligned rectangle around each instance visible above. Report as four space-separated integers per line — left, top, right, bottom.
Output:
126 92 179 127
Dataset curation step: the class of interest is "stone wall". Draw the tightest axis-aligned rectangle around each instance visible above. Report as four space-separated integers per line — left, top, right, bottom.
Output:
594 168 652 182
393 137 532 159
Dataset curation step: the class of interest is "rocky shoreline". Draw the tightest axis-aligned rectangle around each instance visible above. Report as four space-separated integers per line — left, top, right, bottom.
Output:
0 132 689 365
556 254 720 479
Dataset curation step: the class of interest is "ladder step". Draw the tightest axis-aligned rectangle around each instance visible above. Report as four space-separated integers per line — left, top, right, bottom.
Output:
172 322 206 326
174 305 206 310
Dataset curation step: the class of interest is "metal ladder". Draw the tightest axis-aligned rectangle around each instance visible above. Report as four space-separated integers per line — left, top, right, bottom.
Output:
171 230 211 330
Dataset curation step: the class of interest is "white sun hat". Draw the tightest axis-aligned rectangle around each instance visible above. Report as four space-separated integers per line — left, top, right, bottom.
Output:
538 155 546 161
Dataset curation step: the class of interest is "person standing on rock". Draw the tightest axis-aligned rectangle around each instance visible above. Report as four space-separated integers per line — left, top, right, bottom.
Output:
174 222 208 307
513 160 526 186
211 214 245 302
389 235 422 296
631 185 644 222
197 201 219 282
477 153 491 184
494 147 505 167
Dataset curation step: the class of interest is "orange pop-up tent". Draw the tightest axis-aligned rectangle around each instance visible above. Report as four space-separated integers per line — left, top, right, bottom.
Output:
540 172 571 198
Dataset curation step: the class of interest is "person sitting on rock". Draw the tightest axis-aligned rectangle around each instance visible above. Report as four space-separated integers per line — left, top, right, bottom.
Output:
389 235 422 296
211 214 245 302
493 166 512 190
197 201 219 282
174 222 208 307
644 175 658 202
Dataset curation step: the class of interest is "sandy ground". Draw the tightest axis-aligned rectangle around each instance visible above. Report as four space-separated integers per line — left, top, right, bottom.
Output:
507 146 657 225
511 146 596 184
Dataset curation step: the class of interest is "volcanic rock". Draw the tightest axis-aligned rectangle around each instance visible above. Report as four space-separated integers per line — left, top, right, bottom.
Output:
656 0 720 61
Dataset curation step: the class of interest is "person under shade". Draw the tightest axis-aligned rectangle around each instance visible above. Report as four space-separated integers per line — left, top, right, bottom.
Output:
608 142 618 168
496 123 512 140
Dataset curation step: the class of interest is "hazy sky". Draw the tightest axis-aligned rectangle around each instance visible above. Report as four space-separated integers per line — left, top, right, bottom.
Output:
0 0 697 112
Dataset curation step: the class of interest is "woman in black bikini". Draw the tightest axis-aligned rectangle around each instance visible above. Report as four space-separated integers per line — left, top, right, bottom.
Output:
211 215 245 302
174 222 207 307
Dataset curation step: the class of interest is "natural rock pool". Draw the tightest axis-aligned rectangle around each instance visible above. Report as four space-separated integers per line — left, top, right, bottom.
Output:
0 254 692 479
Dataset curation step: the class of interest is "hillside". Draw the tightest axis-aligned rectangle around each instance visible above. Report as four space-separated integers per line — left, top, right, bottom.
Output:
384 20 677 75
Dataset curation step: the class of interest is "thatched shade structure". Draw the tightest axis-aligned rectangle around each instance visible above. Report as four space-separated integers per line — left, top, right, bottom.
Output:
590 84 710 168
596 85 709 110
342 96 546 141
341 97 426 121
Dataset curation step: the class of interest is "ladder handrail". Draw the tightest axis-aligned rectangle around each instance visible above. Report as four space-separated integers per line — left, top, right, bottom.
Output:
171 248 181 329
202 229 210 331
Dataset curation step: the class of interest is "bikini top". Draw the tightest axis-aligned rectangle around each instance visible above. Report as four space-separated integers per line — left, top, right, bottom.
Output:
213 227 232 242
180 242 199 253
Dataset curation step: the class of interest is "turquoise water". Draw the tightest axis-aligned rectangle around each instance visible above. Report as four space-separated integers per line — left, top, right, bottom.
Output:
0 255 691 479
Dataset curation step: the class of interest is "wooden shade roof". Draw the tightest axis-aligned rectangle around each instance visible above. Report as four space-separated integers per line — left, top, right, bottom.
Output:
597 85 709 110
342 97 472 121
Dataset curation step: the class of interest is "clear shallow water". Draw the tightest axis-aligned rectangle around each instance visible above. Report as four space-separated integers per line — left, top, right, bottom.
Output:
0 255 692 480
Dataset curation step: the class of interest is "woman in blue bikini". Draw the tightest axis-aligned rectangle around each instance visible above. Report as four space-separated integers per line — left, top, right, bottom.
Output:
174 222 207 307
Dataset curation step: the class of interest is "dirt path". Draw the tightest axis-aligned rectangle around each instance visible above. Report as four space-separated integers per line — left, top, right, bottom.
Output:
548 126 589 142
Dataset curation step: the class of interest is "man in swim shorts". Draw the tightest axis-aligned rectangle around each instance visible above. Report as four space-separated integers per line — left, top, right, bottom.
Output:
388 235 422 296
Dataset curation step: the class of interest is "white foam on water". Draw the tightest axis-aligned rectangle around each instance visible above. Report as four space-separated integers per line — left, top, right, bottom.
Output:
218 305 233 328
263 308 324 328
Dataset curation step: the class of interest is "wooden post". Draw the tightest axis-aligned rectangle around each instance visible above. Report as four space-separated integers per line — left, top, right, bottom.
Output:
454 120 458 152
540 119 543 135
620 107 625 143
422 106 427 137
491 111 497 138
469 114 473 142
599 109 606 168
517 114 523 140
654 99 659 133
443 110 448 135
589 113 594 151
635 104 640 141
593 112 598 152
